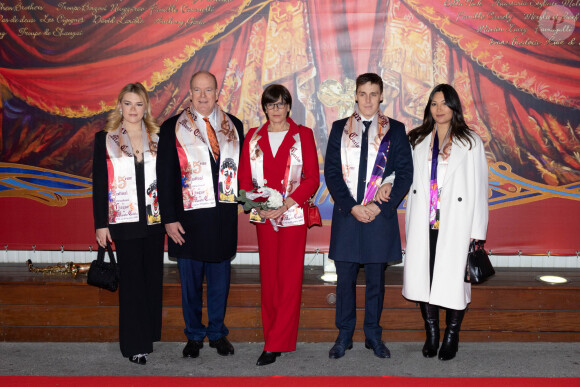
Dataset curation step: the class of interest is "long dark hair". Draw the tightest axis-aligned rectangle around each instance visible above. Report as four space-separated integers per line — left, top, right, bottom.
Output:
408 84 473 149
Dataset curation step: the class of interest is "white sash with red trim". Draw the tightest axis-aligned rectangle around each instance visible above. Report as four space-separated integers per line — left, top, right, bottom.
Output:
105 124 160 225
175 105 240 211
340 106 390 201
248 123 304 227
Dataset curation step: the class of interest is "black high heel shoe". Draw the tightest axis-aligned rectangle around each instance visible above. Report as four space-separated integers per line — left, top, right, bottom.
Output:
256 351 281 366
129 354 147 365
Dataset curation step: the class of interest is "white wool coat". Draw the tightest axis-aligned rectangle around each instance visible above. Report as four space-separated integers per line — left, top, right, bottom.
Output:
402 131 488 310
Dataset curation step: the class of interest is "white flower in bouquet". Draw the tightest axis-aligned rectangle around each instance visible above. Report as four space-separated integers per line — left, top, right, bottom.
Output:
242 186 284 210
237 186 285 232
263 187 284 209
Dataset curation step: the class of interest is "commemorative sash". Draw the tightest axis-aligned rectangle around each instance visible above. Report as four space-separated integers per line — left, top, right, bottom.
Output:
175 105 240 211
428 126 452 229
105 124 160 225
340 106 391 202
247 122 305 227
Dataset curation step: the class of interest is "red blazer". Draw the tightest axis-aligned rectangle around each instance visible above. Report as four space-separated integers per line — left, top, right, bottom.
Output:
239 118 320 212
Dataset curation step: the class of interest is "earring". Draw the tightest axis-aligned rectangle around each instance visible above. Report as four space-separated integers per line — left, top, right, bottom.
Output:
144 112 147 118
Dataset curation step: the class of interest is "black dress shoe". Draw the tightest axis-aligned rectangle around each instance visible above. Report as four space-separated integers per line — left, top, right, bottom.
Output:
365 338 391 358
256 351 281 366
129 354 147 365
183 340 204 358
329 340 353 359
209 336 235 356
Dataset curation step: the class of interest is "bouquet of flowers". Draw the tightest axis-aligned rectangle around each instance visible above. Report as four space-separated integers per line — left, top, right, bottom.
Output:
238 186 284 231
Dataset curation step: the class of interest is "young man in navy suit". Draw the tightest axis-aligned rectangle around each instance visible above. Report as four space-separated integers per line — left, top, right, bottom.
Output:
324 73 413 359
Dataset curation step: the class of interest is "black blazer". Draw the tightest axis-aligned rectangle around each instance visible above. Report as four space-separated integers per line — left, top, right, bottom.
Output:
92 130 164 240
156 112 244 262
324 117 413 264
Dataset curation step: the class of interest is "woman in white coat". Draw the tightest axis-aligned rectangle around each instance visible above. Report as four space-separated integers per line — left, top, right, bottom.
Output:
400 84 488 361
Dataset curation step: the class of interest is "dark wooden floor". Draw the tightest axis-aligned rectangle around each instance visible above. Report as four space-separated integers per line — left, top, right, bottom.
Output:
1 263 579 342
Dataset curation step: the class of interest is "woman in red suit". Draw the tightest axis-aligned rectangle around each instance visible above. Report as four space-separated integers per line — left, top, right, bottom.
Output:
239 84 320 366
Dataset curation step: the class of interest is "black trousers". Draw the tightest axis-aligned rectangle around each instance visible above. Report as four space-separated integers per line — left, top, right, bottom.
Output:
429 228 438 288
114 234 165 357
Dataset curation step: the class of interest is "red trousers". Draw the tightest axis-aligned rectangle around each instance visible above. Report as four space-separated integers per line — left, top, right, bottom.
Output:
256 222 307 352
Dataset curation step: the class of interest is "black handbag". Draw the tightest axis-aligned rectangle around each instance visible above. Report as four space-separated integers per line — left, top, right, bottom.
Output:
464 240 495 284
87 242 119 292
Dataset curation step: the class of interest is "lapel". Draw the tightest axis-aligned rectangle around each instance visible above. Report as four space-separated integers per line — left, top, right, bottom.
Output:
414 132 432 197
444 136 468 184
274 119 300 164
256 124 274 162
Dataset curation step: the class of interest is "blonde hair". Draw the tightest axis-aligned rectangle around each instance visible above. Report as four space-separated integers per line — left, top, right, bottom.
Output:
104 83 160 134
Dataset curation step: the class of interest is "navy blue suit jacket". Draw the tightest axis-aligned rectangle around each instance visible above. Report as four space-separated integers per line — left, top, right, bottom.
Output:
324 116 413 264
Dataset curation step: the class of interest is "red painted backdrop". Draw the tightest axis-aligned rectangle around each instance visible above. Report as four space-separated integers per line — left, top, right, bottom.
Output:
1 0 579 254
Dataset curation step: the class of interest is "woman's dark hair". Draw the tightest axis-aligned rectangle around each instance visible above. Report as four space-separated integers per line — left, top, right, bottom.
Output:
261 84 292 118
408 84 474 149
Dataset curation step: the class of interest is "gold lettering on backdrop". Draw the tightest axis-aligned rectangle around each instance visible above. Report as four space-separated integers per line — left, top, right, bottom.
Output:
0 2 44 12
442 1 579 47
489 38 508 45
110 3 147 15
117 15 145 25
93 14 116 24
39 14 55 23
52 27 83 39
181 4 215 13
56 14 84 26
17 27 43 38
0 15 36 23
148 3 179 16
154 16 186 28
477 25 505 33
184 17 206 26
57 2 107 13
0 1 217 43
2 1 577 46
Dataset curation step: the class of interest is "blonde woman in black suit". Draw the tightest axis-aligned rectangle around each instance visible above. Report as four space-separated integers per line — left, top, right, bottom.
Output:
92 82 164 365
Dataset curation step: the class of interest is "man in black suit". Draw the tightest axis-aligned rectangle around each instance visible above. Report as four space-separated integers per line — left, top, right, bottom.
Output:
324 73 413 359
157 71 244 358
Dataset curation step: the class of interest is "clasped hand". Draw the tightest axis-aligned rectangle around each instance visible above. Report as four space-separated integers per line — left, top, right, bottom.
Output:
351 203 381 223
351 182 393 223
257 197 296 220
374 183 392 204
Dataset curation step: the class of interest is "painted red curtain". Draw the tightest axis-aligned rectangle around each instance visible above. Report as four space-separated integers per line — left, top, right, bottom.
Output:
0 0 253 117
1 0 578 253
